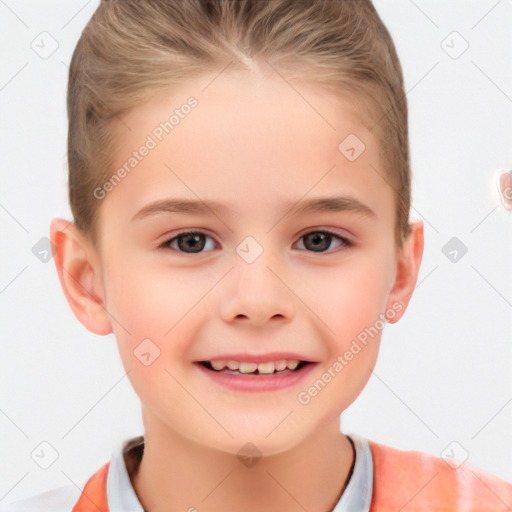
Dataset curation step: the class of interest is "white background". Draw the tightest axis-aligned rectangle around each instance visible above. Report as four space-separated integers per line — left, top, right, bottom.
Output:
0 0 511 502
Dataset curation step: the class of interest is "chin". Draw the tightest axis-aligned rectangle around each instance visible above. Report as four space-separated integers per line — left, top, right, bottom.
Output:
200 419 313 459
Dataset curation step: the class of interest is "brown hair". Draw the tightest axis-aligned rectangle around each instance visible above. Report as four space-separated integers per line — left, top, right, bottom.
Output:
67 0 411 249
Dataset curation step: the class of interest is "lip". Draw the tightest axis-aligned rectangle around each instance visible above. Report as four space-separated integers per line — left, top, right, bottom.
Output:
195 360 318 393
197 352 316 364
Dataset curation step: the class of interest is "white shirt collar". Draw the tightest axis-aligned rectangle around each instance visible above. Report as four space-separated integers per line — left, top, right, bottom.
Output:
106 438 144 512
333 434 373 511
106 433 373 512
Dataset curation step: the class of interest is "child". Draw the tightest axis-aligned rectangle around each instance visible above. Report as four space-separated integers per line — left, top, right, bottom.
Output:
4 0 512 510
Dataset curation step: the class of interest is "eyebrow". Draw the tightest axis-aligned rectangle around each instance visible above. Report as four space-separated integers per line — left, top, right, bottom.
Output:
131 198 231 221
131 195 376 221
285 195 375 219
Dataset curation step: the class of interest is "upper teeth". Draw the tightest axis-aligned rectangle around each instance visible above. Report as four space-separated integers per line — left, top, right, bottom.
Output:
210 360 300 374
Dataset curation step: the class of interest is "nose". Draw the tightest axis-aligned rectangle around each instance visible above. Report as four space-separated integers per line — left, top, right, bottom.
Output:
220 252 296 327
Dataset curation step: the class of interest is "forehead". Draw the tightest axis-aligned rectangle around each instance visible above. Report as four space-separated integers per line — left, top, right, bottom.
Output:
103 67 393 225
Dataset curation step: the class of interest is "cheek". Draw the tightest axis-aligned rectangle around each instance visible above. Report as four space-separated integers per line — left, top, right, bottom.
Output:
307 255 391 412
103 253 207 333
102 256 211 375
296 254 392 346
296 340 380 425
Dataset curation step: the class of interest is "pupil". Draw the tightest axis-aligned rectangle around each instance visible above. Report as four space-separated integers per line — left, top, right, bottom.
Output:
178 233 205 253
305 232 330 252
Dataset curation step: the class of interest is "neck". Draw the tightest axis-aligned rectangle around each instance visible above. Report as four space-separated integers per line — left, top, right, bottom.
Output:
129 418 355 512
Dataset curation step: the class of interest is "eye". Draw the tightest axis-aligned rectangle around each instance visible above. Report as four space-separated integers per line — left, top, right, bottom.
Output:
159 231 217 253
295 230 353 253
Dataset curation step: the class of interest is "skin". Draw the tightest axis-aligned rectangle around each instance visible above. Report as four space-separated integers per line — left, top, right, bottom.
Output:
51 63 423 512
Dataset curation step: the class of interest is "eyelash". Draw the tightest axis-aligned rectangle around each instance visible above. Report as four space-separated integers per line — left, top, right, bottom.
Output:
158 229 353 254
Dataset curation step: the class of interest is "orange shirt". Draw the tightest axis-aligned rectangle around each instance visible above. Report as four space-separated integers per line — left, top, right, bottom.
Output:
369 440 512 511
71 439 512 512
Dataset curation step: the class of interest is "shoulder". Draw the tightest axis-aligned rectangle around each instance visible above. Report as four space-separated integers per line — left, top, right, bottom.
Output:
0 462 111 512
0 482 84 512
368 440 512 511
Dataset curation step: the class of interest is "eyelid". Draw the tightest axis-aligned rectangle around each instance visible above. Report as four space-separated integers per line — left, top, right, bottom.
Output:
157 226 354 253
293 228 353 251
295 226 353 243
158 229 219 250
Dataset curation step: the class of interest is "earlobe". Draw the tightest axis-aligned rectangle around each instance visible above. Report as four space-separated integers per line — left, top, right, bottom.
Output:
385 220 424 324
49 218 113 336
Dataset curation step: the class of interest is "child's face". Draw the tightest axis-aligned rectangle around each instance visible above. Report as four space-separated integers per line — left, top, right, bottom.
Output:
93 69 402 454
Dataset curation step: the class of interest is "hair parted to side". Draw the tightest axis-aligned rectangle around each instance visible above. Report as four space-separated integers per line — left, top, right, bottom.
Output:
68 0 411 249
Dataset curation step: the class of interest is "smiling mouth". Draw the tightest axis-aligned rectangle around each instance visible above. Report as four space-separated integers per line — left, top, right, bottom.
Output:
199 360 311 376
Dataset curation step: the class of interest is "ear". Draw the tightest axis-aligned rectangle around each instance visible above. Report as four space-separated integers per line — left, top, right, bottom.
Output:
50 218 113 336
385 220 424 323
